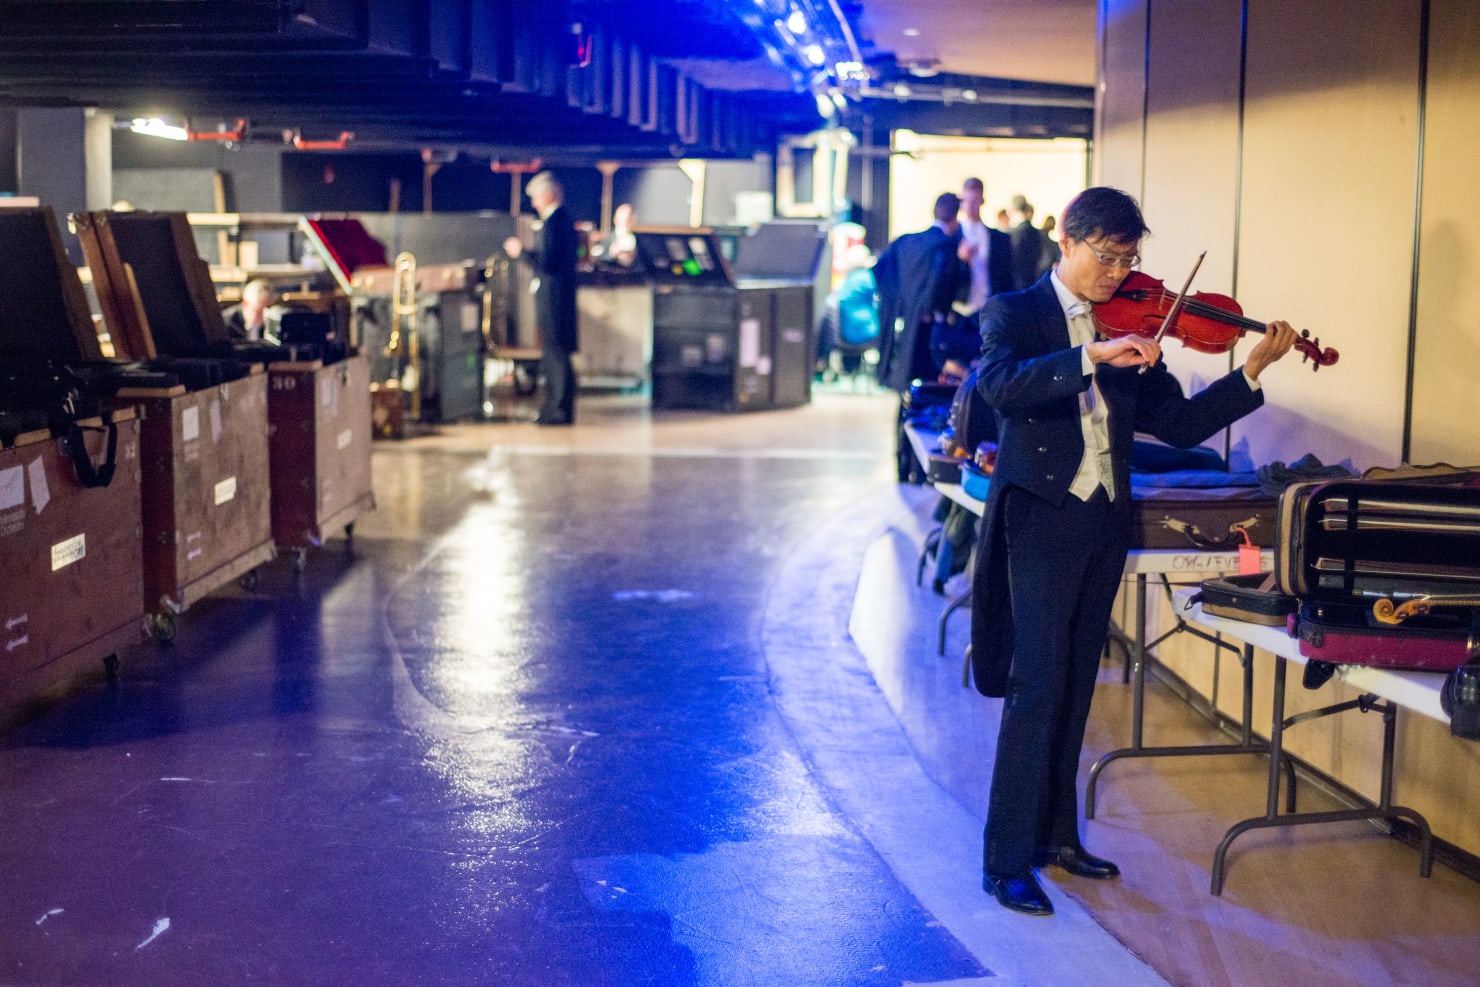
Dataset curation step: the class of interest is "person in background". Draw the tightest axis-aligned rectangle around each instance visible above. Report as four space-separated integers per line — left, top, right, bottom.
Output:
1040 215 1062 269
593 202 638 268
223 278 279 343
1007 194 1053 290
874 191 968 481
995 208 1012 233
936 177 1015 379
504 171 579 426
969 186 1299 917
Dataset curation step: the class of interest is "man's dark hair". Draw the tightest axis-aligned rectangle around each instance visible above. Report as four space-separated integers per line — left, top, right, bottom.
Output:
934 192 961 223
962 177 984 194
1059 186 1149 244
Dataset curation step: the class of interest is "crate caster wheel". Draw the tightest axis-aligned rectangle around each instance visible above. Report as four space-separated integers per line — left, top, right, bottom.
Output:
292 549 307 574
103 653 120 682
343 522 355 544
149 613 177 643
238 568 259 591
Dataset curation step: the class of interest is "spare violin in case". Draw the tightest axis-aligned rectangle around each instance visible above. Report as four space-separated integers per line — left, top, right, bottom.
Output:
1274 471 1480 672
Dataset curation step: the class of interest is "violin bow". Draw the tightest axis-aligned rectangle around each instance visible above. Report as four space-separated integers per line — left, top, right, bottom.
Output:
1141 250 1206 373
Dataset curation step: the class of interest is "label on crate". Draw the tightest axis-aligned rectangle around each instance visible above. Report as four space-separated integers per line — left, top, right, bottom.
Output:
0 466 22 511
337 428 353 451
182 406 200 443
215 476 237 505
51 533 85 571
27 458 48 514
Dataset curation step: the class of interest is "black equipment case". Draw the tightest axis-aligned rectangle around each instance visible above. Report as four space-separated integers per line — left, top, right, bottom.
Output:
1197 572 1299 626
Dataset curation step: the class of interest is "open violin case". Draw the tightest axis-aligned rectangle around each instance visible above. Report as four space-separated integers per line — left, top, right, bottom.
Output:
1275 471 1480 672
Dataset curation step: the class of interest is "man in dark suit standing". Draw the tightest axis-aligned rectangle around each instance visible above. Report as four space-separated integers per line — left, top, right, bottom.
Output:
504 171 579 426
1007 194 1053 291
969 187 1298 916
930 177 1015 379
874 192 966 393
874 192 969 481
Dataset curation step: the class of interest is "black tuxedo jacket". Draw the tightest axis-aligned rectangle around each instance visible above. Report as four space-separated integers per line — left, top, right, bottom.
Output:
874 225 965 391
968 274 1265 696
525 204 579 353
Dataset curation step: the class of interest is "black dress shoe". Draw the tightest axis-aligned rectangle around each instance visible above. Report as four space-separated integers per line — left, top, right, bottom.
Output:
534 415 573 426
982 870 1054 916
1032 845 1120 879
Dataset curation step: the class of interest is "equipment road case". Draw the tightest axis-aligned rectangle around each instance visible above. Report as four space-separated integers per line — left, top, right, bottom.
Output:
0 412 146 716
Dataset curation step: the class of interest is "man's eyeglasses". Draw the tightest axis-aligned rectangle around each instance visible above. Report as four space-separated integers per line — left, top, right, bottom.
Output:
1081 241 1139 270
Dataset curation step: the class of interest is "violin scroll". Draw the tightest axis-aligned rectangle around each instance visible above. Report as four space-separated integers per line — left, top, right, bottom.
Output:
1296 329 1339 371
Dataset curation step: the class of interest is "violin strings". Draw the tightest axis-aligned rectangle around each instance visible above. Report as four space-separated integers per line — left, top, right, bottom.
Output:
1150 290 1267 332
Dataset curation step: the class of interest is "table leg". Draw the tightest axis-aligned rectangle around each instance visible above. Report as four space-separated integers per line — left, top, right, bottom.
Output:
1210 656 1434 895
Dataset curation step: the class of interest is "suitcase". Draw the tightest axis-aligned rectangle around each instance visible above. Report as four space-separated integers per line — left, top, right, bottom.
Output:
1297 599 1479 672
1275 473 1480 598
1129 481 1278 550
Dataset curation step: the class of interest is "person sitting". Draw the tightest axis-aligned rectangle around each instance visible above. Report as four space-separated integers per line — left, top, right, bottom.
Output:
223 278 280 343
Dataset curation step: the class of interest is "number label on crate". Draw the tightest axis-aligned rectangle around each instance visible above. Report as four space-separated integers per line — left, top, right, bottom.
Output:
214 476 237 505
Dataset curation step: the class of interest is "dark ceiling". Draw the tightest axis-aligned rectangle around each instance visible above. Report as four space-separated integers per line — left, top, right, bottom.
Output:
0 0 1094 161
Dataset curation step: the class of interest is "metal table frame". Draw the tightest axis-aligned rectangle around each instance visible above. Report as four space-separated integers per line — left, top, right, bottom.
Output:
1085 572 1298 826
1176 590 1436 895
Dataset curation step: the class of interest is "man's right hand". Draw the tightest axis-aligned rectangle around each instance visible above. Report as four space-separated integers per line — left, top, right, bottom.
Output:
1086 334 1160 369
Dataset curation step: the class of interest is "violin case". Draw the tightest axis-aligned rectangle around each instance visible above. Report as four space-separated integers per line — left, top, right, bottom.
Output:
1273 471 1480 672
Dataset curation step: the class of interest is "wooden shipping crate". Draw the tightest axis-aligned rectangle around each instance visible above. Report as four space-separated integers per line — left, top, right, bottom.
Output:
77 209 375 569
267 351 375 562
126 370 274 638
0 412 145 714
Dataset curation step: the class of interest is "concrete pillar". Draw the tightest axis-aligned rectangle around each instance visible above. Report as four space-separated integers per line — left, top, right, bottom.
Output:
16 107 113 261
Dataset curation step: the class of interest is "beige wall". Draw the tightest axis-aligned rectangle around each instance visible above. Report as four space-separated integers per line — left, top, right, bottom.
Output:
1101 0 1480 857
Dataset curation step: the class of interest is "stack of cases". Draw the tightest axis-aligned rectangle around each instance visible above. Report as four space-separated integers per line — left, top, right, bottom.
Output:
75 210 374 583
1275 473 1480 670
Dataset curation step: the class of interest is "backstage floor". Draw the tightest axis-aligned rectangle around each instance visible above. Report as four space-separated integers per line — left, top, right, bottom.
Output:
2 386 1478 986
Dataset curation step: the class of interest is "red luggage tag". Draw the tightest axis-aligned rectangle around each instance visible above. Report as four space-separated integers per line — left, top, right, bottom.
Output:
1236 527 1261 576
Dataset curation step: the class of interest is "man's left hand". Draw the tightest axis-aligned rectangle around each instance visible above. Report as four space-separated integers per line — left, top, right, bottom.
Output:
1244 321 1298 380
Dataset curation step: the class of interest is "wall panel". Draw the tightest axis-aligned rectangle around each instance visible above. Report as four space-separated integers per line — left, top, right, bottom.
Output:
1410 0 1480 465
1096 0 1149 192
1231 0 1421 472
1137 0 1247 421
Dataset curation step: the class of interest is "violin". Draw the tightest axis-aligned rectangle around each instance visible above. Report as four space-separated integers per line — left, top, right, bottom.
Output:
1092 271 1339 370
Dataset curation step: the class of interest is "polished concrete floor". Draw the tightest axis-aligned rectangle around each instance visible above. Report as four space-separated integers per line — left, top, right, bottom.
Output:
2 386 1470 985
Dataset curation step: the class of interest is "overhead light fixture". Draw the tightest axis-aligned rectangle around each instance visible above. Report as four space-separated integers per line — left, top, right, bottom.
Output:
128 117 189 141
786 9 807 34
893 81 911 100
804 43 826 65
961 89 979 101
903 27 920 37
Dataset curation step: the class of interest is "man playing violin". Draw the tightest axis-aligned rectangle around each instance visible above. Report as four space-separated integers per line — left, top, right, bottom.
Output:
969 186 1299 916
